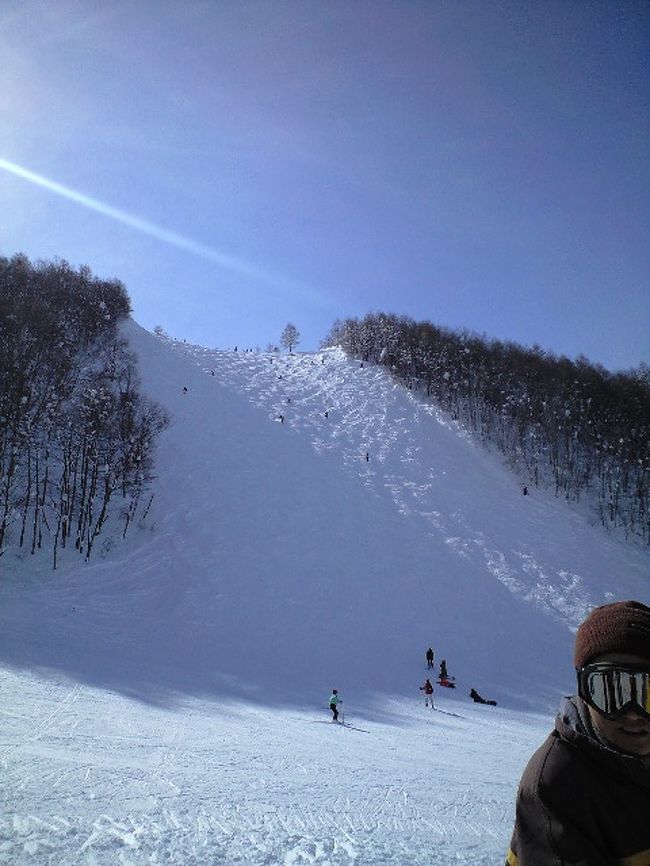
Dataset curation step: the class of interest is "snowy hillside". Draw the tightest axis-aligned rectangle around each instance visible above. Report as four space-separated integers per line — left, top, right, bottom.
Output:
1 320 647 865
3 319 646 706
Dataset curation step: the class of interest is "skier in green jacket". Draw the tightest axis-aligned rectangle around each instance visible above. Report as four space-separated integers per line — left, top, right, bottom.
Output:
329 689 341 722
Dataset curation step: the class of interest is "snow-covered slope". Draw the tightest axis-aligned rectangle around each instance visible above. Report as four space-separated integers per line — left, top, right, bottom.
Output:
0 665 551 866
1 320 648 865
1 320 646 710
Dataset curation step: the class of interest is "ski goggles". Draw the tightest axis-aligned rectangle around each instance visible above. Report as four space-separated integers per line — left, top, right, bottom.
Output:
577 662 650 720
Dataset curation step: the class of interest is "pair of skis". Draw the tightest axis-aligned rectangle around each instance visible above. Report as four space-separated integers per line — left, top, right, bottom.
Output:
330 708 370 733
333 719 369 733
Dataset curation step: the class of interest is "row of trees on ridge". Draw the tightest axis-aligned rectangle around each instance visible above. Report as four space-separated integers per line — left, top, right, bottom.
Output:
323 313 650 545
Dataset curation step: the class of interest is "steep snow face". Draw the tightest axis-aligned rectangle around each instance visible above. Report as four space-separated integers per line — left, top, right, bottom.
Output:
0 320 647 712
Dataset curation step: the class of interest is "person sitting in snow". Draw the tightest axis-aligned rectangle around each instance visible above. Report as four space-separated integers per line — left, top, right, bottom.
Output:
438 660 456 687
329 689 341 722
420 678 434 708
470 688 496 706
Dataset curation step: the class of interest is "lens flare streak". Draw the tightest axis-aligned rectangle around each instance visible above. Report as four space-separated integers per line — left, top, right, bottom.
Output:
0 157 325 303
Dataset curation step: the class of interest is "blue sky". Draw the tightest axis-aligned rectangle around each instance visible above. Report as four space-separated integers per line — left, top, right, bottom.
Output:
1 0 648 369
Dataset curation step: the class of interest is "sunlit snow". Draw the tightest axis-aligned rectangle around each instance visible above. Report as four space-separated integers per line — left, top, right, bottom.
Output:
1 320 647 865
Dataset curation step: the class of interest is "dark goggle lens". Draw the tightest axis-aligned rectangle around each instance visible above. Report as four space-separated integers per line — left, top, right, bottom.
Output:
579 666 650 719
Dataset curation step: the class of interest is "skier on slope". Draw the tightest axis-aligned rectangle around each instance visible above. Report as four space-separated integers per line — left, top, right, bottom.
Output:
426 647 434 669
329 689 341 722
420 678 434 708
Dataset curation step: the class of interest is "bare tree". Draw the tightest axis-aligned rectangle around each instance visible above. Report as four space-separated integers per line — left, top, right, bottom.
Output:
0 253 168 568
280 323 301 353
324 312 650 545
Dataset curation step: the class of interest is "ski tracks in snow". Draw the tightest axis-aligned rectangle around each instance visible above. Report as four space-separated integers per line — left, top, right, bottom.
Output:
0 669 538 865
1 783 513 866
167 341 633 629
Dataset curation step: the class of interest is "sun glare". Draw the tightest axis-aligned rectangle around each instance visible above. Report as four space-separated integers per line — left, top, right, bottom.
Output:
0 157 326 304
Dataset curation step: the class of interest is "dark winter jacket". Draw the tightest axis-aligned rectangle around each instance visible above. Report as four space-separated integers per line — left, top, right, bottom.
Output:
506 696 650 866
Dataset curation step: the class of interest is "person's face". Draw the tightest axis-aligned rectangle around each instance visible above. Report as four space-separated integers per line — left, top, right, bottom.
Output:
586 653 650 758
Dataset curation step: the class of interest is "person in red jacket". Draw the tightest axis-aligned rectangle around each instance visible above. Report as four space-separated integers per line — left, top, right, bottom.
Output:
506 600 650 866
419 678 434 708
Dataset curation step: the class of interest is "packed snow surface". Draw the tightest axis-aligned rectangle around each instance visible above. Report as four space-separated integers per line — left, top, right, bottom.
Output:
1 666 550 866
1 321 647 864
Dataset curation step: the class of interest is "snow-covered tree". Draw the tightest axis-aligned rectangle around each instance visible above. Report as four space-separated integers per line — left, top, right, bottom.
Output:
323 312 650 545
0 254 168 567
280 323 300 353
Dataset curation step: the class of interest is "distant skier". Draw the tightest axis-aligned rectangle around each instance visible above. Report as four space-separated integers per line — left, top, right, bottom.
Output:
329 689 341 722
419 678 434 708
438 659 447 680
523 485 528 495
470 688 497 706
426 647 434 669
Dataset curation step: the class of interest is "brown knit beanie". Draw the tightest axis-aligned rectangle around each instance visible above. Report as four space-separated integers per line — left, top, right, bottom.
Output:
574 600 650 668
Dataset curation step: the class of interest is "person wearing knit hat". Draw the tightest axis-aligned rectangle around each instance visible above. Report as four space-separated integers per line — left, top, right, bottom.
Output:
574 599 650 669
506 600 650 866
